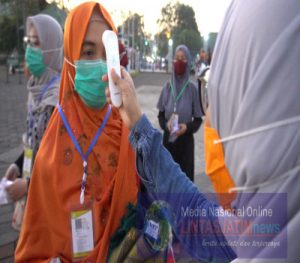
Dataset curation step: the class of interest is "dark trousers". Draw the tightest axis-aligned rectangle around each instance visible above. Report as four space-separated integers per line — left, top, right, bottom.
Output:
163 132 194 182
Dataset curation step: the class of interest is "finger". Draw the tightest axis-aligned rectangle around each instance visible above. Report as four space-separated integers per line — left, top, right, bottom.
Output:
10 193 17 202
111 68 123 85
105 87 110 98
105 87 112 105
5 173 12 180
6 187 15 200
120 67 131 82
121 67 135 88
6 191 13 199
102 73 108 82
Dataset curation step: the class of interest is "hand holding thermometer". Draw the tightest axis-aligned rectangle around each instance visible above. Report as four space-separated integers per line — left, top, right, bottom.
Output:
102 30 122 107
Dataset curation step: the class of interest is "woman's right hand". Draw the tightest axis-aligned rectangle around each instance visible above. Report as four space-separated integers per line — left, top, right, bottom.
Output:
5 163 20 181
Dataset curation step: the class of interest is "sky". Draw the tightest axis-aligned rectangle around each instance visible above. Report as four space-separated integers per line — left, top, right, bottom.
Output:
63 0 232 37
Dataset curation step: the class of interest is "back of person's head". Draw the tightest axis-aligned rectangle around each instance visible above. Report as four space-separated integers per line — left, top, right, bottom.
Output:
208 0 300 200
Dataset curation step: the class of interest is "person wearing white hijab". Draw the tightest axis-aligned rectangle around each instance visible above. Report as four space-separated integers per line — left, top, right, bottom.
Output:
4 14 63 228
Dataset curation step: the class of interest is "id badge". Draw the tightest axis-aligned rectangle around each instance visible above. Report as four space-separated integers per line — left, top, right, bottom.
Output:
169 113 179 134
71 208 94 259
23 147 33 179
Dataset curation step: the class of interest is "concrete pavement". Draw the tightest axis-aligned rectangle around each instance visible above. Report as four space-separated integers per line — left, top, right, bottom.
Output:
0 66 27 262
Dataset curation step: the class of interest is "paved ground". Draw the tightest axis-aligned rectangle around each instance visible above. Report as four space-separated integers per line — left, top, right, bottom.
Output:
0 69 212 262
0 66 27 262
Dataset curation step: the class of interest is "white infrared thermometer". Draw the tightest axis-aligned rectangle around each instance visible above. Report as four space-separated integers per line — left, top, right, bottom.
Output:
102 30 122 107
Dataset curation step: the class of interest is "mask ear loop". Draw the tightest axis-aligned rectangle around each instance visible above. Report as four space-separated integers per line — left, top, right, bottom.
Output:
229 164 300 193
42 46 63 53
67 71 75 88
64 57 76 87
211 115 300 193
64 57 75 68
214 115 300 145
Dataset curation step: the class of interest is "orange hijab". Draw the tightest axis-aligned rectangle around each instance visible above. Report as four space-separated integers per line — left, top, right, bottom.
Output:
15 2 138 262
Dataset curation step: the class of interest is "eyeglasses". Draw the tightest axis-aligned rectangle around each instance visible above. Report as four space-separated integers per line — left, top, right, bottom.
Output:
23 35 40 48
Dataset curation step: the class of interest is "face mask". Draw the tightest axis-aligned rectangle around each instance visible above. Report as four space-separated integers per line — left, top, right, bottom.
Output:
65 58 108 108
25 46 45 77
25 46 62 77
204 124 236 210
173 60 187 75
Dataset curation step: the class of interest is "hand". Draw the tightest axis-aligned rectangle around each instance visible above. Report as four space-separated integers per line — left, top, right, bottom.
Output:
176 123 187 136
167 120 173 132
5 178 28 201
4 163 20 181
103 67 142 130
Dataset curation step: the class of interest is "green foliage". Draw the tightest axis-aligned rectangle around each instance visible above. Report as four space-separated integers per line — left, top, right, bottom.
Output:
173 28 202 56
157 2 176 32
174 3 198 32
121 13 152 56
155 30 168 58
0 15 17 53
0 0 49 54
156 2 202 58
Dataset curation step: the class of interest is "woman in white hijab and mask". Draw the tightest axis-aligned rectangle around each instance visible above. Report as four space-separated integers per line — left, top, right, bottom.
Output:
4 14 63 230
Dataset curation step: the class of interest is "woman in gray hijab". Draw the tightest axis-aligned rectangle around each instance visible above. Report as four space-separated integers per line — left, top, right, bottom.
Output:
157 45 202 182
207 0 300 261
4 14 63 230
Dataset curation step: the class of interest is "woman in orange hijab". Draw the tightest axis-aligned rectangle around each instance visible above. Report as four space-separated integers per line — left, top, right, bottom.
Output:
15 2 138 262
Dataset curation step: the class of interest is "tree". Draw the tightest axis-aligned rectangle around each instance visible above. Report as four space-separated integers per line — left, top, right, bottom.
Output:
156 2 202 58
0 0 49 54
155 29 168 58
121 13 152 56
0 15 17 53
157 2 177 33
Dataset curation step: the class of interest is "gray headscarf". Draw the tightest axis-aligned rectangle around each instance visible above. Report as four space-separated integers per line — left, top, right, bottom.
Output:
208 0 300 261
24 14 63 153
157 45 202 123
26 14 63 107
